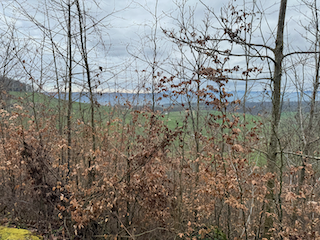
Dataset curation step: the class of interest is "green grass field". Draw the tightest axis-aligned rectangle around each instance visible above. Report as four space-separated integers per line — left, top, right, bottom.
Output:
5 91 296 137
5 91 309 168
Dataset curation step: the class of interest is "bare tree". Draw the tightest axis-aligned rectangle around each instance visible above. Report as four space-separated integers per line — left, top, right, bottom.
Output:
163 0 320 237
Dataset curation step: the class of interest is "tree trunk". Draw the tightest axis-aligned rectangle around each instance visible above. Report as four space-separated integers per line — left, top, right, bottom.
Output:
264 0 287 238
67 0 72 177
75 0 96 185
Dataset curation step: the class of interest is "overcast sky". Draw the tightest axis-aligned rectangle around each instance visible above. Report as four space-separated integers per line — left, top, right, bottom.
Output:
0 0 318 98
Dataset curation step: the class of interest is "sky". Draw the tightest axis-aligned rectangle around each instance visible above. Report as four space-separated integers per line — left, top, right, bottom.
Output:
0 0 318 99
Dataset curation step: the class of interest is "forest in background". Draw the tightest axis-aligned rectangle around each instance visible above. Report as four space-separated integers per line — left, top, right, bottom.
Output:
1 0 320 239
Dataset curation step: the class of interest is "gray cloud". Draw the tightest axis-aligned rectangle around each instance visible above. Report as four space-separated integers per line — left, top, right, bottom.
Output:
0 0 317 93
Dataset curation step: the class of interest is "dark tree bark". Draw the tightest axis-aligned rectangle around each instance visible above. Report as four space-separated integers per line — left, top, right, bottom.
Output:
264 0 287 238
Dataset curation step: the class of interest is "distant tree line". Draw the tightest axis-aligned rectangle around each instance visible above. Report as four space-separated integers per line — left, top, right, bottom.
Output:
0 76 31 92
